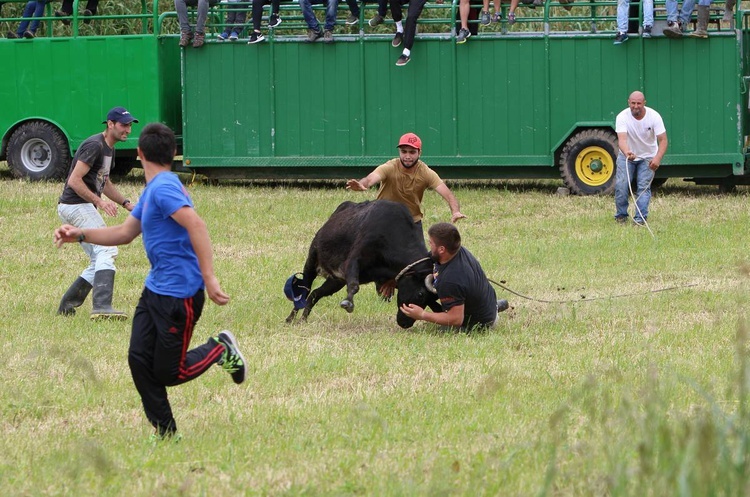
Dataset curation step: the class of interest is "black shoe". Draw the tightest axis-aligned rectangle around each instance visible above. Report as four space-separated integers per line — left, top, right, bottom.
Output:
395 54 410 66
23 31 34 39
392 31 403 47
55 10 71 25
248 31 265 44
642 25 652 38
613 32 629 44
6 31 18 39
217 330 247 384
268 13 281 28
82 8 92 24
306 28 323 43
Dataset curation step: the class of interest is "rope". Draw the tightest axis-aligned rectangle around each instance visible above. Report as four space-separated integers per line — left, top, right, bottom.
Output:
625 157 656 239
487 278 697 304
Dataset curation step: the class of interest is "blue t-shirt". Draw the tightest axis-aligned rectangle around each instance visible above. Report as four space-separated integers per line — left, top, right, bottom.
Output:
131 172 204 298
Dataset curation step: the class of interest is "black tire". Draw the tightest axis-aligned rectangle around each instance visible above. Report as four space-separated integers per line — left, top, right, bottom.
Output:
110 158 137 178
7 121 70 181
651 177 668 190
559 129 617 195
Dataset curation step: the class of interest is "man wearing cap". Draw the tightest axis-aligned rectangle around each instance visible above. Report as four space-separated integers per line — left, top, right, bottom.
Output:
346 132 466 235
56 106 138 320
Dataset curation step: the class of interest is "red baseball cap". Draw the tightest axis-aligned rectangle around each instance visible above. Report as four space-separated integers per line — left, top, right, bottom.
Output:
397 133 422 150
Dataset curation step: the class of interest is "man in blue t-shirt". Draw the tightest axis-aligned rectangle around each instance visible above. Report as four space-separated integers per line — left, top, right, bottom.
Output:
400 222 502 330
54 123 246 440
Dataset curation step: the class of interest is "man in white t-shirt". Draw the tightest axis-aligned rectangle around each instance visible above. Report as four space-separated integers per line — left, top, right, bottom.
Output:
614 91 668 226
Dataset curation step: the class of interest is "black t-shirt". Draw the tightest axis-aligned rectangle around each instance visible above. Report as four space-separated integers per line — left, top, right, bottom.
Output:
59 133 113 204
434 246 497 329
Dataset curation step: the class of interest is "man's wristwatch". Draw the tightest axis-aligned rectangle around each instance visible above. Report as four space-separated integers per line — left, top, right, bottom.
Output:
122 199 131 207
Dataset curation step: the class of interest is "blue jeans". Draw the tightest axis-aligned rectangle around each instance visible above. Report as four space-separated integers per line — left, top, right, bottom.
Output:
614 154 654 223
617 0 654 32
58 203 118 283
665 0 696 23
18 0 49 36
299 0 339 32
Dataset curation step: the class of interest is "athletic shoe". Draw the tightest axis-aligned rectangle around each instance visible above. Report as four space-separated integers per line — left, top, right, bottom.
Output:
229 31 239 41
217 330 247 384
642 25 652 38
369 14 384 26
615 216 628 224
192 31 205 48
268 13 281 28
663 21 683 38
395 54 410 66
306 28 323 42
22 31 34 38
507 12 515 24
6 31 18 38
54 10 71 25
491 12 502 23
633 218 647 227
248 31 265 44
179 30 193 47
456 28 471 44
392 31 403 47
82 8 92 24
480 10 491 25
346 13 358 25
613 32 628 44
324 30 334 43
218 31 230 41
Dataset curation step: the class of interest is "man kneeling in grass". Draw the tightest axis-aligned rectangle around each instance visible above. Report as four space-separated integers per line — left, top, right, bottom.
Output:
54 123 246 440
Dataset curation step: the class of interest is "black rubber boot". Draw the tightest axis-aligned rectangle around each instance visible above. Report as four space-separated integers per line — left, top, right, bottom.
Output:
57 277 93 316
90 270 128 320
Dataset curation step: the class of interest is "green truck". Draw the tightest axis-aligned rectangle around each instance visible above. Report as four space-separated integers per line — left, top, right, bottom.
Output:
1 0 748 194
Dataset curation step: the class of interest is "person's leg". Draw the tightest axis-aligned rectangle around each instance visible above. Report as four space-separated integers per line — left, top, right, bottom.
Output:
614 153 633 220
324 0 339 31
377 0 387 16
300 0 321 31
665 0 677 21
251 0 264 30
633 159 654 222
175 0 193 33
616 0 630 33
459 0 470 30
84 0 98 14
402 0 427 50
17 1 35 36
59 0 72 14
345 0 360 19
678 0 696 26
28 0 48 33
642 0 654 27
391 0 402 22
194 0 209 33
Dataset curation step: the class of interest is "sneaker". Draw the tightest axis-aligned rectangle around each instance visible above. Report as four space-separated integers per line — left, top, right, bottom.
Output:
248 31 264 44
613 32 628 44
615 216 628 224
480 10 491 25
456 28 471 43
54 10 71 25
268 13 281 28
642 25 652 38
217 330 246 384
82 8 92 24
218 31 230 41
395 54 410 66
306 28 323 42
369 14 384 27
192 31 205 48
633 218 647 227
663 21 682 38
324 29 334 43
6 31 18 38
22 31 34 39
491 12 502 23
507 12 515 25
179 30 193 47
392 31 403 47
229 31 239 41
346 13 358 25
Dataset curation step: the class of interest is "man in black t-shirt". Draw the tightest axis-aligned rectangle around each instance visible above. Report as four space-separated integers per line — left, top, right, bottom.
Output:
56 107 137 320
400 222 501 330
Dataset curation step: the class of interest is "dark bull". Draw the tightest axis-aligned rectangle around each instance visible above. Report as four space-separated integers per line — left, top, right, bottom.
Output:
285 200 442 328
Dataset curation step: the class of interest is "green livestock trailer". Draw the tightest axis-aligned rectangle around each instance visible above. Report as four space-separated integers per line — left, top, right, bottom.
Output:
1 0 749 194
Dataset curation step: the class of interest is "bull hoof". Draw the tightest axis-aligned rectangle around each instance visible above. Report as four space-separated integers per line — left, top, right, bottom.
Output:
340 299 354 313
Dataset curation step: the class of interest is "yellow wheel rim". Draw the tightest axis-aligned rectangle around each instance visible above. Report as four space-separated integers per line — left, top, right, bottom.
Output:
574 146 614 187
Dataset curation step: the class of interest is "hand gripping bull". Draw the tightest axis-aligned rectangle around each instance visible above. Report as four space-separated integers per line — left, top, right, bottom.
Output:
284 200 442 328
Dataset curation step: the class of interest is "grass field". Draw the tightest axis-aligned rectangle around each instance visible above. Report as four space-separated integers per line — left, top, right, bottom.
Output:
1 165 750 496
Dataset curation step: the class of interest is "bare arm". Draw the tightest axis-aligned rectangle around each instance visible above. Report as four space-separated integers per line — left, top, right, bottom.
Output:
54 215 142 247
66 161 118 217
400 302 465 327
102 178 135 212
170 206 230 306
346 171 382 191
434 183 467 223
650 132 668 170
617 132 636 161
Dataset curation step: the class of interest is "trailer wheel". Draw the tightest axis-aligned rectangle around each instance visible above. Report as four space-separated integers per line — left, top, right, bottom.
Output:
7 122 70 181
559 129 617 195
651 178 667 190
110 158 137 178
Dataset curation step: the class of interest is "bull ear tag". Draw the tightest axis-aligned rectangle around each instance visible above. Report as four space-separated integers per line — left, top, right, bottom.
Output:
424 273 438 294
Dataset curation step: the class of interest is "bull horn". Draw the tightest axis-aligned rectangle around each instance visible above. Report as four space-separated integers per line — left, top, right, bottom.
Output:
394 257 432 282
424 273 438 294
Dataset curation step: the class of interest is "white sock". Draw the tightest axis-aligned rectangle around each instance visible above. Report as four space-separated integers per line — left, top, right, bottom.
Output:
396 21 403 32
402 48 410 57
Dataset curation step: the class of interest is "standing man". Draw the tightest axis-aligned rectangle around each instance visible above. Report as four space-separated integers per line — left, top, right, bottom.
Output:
614 91 668 226
400 223 502 330
57 106 137 320
346 132 466 234
54 123 246 440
